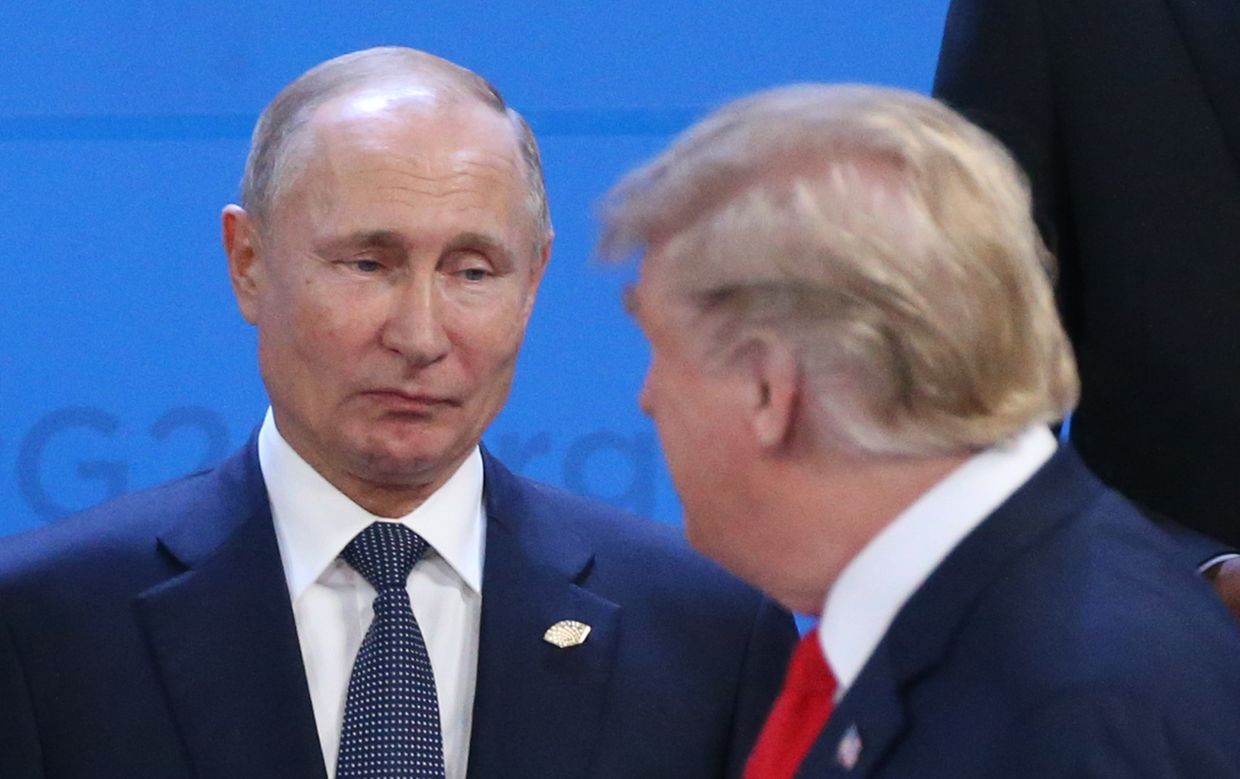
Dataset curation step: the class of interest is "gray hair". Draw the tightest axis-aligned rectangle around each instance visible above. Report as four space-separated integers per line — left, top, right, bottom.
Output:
240 46 550 245
600 84 1078 456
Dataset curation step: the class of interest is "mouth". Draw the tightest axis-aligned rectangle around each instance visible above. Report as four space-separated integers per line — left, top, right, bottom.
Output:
362 390 459 414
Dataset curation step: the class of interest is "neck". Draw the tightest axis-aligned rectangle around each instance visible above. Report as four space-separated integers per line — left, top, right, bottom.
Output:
272 421 468 518
752 448 972 614
330 477 445 518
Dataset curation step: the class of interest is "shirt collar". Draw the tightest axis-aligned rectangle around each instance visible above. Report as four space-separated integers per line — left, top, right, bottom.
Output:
258 409 485 602
818 425 1057 696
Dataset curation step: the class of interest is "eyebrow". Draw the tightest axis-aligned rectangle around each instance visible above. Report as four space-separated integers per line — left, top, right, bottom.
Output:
317 229 408 253
444 231 503 254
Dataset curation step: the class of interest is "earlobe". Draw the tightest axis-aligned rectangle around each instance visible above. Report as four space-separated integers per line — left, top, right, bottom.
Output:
222 205 262 324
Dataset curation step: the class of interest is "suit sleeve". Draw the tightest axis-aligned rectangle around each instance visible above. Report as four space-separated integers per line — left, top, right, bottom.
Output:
0 620 44 778
722 596 798 779
1145 512 1236 569
996 691 1240 777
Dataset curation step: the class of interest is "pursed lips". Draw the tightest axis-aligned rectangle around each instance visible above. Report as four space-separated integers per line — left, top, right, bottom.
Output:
360 389 461 413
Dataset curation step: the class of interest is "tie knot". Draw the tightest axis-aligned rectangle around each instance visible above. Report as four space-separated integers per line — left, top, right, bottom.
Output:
342 522 429 592
787 632 836 696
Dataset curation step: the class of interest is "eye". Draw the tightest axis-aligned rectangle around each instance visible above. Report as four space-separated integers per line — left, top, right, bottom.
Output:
348 259 383 273
442 247 499 282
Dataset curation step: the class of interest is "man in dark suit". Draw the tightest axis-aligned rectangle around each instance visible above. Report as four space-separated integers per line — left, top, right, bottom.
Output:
600 83 1240 777
0 47 795 779
933 0 1240 552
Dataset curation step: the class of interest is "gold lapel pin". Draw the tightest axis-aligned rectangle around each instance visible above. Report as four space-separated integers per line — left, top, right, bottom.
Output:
543 619 592 648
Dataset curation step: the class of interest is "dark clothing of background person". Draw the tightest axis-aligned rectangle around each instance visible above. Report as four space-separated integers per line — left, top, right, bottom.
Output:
934 0 1240 547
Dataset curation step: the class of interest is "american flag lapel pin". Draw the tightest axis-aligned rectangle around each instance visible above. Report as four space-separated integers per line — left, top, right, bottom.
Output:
836 723 863 771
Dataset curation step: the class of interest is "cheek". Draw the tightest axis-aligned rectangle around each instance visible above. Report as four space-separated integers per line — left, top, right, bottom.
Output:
445 291 533 370
287 273 387 346
454 329 524 392
673 400 714 454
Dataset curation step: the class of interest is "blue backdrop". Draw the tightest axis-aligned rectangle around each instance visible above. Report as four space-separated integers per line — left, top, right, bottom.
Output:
0 1 951 537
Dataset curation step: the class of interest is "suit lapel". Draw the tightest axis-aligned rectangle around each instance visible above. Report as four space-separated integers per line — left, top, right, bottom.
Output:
466 452 621 779
797 648 906 777
798 449 1105 776
134 440 327 779
1164 0 1240 176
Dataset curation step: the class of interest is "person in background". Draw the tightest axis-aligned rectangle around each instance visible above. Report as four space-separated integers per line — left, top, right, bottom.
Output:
935 0 1240 610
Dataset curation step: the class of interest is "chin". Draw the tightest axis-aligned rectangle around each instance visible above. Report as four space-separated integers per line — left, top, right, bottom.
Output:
684 514 784 601
365 448 443 479
360 433 473 482
682 514 736 569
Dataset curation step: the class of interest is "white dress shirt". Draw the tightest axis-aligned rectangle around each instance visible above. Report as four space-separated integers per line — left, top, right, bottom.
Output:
258 410 484 779
819 425 1057 699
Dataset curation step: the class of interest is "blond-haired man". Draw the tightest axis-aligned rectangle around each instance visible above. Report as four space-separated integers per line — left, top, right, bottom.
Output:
603 84 1240 778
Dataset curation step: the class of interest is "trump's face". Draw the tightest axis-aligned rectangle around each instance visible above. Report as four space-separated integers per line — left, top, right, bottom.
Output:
225 89 548 511
631 255 751 559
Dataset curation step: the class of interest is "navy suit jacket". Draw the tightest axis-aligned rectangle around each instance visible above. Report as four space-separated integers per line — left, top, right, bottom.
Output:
797 449 1240 777
0 438 796 778
934 0 1240 545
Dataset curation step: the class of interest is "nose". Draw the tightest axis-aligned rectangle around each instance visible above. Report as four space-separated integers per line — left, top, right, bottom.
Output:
380 274 451 368
637 368 654 416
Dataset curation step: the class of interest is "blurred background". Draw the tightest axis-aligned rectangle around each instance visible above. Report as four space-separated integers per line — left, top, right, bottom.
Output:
0 0 951 536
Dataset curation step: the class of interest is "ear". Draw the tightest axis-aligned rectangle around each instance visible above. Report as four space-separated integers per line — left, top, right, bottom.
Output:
532 231 553 287
737 331 801 450
520 230 554 320
222 204 262 324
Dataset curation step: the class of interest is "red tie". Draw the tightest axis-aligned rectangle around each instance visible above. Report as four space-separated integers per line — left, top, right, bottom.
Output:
744 633 837 779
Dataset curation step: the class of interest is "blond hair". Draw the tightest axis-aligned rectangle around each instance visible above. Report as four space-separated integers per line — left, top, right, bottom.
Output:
601 84 1077 456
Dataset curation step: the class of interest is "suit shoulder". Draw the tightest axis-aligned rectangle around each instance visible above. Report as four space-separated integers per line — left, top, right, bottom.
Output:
993 684 1240 777
0 464 219 593
500 474 715 561
493 472 773 610
511 475 683 544
972 488 1240 693
867 484 1240 775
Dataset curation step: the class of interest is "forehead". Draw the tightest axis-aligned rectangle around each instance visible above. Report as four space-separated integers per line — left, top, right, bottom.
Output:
314 87 518 162
276 90 529 227
630 248 697 334
634 239 694 297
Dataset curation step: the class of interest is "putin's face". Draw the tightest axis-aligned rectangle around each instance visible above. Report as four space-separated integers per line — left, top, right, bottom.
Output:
226 89 548 511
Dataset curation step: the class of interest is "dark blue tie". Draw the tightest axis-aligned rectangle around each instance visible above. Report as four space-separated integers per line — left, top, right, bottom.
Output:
337 522 446 779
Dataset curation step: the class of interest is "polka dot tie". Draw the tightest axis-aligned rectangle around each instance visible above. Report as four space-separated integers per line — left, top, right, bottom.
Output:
337 522 446 779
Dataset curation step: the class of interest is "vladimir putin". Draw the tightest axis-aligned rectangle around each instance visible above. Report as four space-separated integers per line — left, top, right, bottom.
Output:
0 47 795 779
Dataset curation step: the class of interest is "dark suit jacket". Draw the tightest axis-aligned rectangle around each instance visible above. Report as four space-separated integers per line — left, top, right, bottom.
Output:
0 438 796 778
934 0 1240 546
797 449 1240 777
